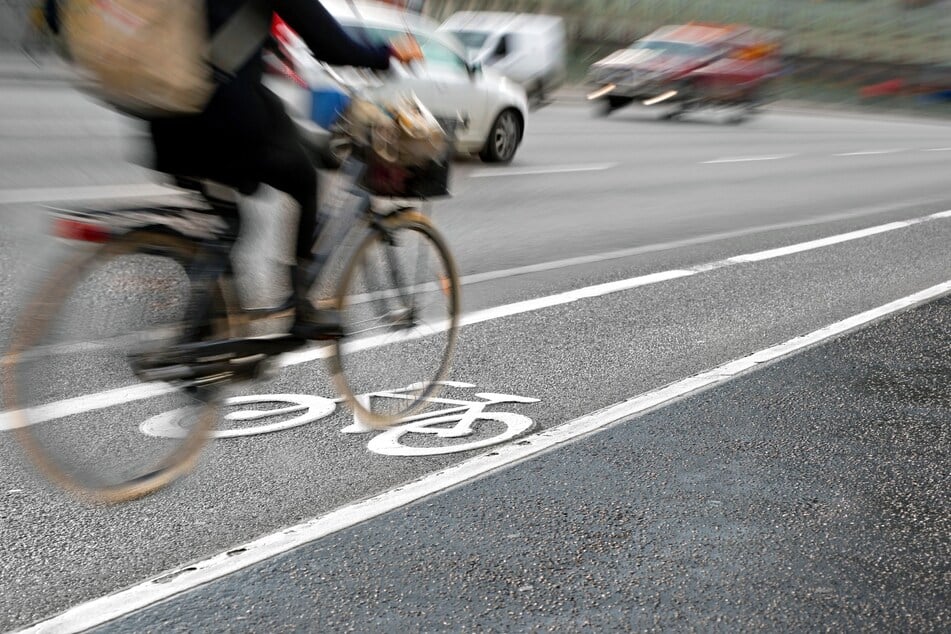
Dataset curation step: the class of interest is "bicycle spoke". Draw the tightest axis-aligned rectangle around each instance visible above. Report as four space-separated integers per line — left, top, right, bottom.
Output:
331 213 459 426
5 233 220 501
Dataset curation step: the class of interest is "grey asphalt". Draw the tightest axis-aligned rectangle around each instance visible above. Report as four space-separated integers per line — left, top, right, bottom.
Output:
97 295 951 633
1 82 950 631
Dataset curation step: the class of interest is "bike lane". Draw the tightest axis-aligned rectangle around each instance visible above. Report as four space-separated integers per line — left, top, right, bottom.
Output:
2 218 950 631
95 294 951 632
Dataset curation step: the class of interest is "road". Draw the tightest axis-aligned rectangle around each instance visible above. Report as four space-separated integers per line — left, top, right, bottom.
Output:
0 83 948 632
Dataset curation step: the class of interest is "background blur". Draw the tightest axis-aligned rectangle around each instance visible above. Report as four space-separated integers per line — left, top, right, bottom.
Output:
2 0 950 111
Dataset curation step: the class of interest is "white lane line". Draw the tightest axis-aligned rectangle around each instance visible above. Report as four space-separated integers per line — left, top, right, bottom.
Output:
457 199 951 286
469 163 617 178
728 221 909 263
702 154 794 164
0 384 173 431
833 149 904 157
21 279 951 634
0 184 182 205
0 120 130 139
3 209 950 432
922 147 951 152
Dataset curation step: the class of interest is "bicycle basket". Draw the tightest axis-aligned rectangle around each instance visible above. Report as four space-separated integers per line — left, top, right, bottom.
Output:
342 96 453 198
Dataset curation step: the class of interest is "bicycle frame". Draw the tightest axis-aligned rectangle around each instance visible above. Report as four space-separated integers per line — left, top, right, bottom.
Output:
132 152 432 382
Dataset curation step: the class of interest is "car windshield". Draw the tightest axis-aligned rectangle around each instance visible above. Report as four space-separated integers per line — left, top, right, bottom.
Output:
341 24 468 73
451 30 490 52
630 40 716 58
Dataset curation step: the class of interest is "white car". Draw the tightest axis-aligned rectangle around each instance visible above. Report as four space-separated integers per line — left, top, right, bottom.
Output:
264 0 529 165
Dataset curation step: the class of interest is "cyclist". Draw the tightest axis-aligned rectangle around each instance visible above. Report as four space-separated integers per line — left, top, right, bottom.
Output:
42 0 423 340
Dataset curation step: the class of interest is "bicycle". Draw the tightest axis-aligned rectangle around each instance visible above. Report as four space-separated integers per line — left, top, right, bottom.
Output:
3 96 462 503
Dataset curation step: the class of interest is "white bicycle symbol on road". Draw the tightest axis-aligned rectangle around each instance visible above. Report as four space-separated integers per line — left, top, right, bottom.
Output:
140 382 540 457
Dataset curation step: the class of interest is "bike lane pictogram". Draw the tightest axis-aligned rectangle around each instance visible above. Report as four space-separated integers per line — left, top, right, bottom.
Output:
139 381 541 456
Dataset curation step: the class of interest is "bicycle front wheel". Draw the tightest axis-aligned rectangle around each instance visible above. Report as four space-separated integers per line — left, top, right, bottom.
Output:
3 232 224 503
329 210 460 428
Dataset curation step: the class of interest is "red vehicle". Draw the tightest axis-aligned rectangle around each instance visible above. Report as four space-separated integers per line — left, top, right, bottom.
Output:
586 23 782 121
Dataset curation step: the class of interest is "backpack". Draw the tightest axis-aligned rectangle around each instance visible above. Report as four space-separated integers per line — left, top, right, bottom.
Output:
52 0 270 117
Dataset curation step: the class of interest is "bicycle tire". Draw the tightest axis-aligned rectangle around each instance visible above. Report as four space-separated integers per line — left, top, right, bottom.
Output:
3 231 225 503
328 210 460 428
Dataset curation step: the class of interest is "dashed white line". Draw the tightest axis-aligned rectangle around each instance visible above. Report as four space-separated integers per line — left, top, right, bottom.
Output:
834 149 904 157
922 147 951 152
469 163 617 178
3 209 949 433
0 184 182 205
20 278 951 634
702 154 794 164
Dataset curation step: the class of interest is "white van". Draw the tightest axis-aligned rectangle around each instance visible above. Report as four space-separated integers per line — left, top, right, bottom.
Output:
439 11 566 106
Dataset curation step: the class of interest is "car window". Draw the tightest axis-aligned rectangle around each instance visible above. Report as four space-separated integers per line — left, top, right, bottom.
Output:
422 40 469 73
342 25 469 74
493 35 509 59
452 30 490 51
341 25 399 49
631 40 716 58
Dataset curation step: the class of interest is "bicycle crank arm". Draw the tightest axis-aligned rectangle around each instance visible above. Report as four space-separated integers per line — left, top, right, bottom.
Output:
135 334 309 369
135 352 274 384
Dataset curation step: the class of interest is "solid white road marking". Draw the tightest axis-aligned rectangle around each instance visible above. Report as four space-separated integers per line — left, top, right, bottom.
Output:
727 222 909 263
458 199 951 286
469 163 617 178
702 154 794 164
0 184 183 205
20 279 951 634
2 209 950 433
922 147 951 152
0 383 173 431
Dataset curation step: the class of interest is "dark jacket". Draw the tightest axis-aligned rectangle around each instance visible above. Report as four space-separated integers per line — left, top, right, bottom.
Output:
149 0 391 191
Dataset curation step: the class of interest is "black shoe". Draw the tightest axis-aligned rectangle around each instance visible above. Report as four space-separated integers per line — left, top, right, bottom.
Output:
290 306 344 340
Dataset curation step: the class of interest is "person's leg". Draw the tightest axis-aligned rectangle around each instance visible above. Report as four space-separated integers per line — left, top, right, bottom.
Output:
255 87 324 261
256 92 341 338
259 141 321 261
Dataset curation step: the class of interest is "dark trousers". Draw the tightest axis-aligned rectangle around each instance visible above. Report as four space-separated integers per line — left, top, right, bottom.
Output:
255 90 321 261
152 86 321 262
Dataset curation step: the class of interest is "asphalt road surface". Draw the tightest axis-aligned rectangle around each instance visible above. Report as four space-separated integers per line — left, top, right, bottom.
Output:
0 83 948 632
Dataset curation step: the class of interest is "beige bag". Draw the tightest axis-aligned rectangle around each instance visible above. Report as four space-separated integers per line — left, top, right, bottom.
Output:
59 0 268 117
345 95 448 167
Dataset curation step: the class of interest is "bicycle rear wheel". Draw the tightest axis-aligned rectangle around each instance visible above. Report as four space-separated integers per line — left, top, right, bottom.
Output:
329 210 460 428
3 232 224 502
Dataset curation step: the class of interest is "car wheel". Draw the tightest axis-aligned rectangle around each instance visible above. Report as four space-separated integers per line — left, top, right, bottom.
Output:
479 109 522 163
725 103 755 125
594 97 613 117
661 105 685 121
596 96 633 118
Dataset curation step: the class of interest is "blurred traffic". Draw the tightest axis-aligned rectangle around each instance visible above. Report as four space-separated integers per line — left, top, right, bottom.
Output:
264 1 528 167
586 23 781 122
